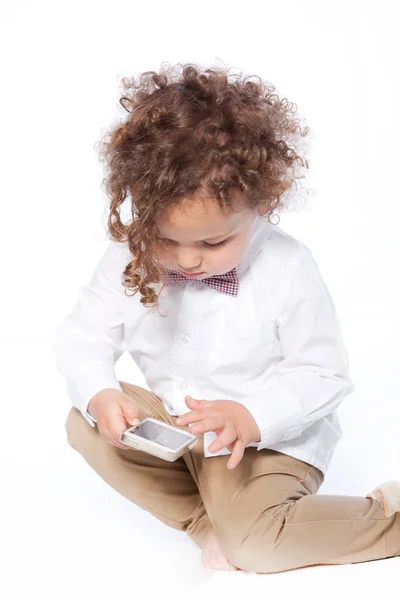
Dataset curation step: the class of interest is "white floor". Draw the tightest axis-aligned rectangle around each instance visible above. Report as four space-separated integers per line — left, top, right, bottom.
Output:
2 337 399 600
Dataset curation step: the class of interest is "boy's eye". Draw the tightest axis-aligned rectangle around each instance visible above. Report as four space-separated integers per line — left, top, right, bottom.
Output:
204 239 229 249
158 238 229 249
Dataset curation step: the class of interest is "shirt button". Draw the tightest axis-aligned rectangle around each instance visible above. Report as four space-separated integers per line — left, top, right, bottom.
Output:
181 381 188 390
181 333 191 343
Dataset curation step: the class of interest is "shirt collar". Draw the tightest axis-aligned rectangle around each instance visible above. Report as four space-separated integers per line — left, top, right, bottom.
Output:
234 214 273 277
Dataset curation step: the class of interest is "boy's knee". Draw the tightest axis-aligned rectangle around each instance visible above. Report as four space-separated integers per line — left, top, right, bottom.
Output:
218 512 284 573
224 535 284 573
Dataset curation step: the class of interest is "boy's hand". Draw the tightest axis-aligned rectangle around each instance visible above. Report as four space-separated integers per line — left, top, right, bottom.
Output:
87 389 141 450
176 395 261 470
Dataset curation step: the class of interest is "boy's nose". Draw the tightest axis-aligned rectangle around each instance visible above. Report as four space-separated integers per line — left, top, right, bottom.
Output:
178 264 203 272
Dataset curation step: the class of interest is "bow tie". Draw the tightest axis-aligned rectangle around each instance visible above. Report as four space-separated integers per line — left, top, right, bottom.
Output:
163 268 239 296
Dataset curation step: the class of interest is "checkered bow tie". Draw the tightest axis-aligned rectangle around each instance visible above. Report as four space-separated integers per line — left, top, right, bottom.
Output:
163 268 239 296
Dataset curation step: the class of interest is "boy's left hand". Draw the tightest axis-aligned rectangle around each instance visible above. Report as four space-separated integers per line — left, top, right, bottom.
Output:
176 395 261 470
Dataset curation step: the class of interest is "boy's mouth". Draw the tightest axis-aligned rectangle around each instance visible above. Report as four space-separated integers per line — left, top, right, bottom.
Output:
181 271 206 277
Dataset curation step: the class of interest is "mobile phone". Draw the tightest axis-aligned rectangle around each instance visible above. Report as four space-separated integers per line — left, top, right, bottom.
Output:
120 418 199 461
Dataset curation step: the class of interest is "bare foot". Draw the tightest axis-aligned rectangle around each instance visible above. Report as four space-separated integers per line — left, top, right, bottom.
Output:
201 529 239 571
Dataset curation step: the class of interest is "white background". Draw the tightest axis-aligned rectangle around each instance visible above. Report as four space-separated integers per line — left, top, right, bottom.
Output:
1 1 399 598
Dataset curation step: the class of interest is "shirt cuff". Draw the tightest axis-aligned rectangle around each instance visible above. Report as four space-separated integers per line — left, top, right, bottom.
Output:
242 372 354 451
243 386 301 449
69 359 124 427
84 409 98 427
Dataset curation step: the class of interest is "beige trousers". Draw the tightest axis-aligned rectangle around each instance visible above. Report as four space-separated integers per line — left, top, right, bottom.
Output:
65 381 400 573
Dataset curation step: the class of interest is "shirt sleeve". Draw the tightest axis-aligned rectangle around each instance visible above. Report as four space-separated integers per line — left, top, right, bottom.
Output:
242 245 355 450
52 240 132 427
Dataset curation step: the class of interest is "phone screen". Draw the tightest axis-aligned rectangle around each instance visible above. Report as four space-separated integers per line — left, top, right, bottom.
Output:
131 421 193 450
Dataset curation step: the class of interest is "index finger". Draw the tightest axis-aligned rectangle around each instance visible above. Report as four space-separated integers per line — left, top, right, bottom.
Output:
227 439 245 469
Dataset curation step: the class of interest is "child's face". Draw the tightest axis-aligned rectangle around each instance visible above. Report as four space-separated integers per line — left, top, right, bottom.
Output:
155 196 259 278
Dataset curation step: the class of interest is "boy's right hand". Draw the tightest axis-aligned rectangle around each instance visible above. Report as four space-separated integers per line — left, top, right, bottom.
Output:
87 389 141 449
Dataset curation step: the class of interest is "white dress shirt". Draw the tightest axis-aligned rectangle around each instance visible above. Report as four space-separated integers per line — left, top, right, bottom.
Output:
52 215 355 476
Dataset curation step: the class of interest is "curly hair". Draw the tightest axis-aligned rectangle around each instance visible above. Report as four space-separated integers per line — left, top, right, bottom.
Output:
94 61 311 314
